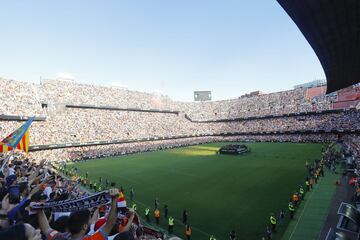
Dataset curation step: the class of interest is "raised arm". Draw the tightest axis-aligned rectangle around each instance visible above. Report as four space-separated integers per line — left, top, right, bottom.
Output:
121 209 135 232
37 209 53 236
28 159 46 183
102 189 119 235
90 207 99 225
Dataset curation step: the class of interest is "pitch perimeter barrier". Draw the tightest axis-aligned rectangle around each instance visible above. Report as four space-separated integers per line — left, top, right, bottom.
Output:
28 130 357 152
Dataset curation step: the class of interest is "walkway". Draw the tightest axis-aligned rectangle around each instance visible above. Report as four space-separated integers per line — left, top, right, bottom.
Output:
281 170 340 240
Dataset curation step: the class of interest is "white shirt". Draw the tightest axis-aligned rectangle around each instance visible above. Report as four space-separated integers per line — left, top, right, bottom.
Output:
8 167 15 176
43 186 53 199
54 212 71 221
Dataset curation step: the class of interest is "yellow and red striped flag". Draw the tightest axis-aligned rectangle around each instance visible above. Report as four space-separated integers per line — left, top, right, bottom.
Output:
0 117 34 153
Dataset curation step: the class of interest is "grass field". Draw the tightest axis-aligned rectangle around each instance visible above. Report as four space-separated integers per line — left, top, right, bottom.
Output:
71 142 325 240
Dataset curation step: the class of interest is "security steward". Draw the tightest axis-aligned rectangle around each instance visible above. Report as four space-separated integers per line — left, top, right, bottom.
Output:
186 225 191 240
154 208 160 225
288 200 295 219
145 207 150 222
168 216 175 234
132 203 137 212
270 213 277 232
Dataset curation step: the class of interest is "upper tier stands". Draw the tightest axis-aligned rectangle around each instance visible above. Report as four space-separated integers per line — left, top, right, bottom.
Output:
0 78 342 120
0 78 45 116
0 78 359 148
40 80 175 111
179 88 333 121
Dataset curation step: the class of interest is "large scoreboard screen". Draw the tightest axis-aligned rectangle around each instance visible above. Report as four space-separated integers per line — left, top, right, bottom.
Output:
194 91 212 101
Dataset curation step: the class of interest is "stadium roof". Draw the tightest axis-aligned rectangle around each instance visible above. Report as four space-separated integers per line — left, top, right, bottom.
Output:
277 0 360 93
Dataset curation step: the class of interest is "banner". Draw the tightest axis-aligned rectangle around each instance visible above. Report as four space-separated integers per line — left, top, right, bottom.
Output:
0 117 34 153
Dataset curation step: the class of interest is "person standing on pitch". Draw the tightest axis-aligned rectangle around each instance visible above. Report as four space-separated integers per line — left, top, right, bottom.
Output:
132 203 137 212
154 208 160 225
164 204 169 219
266 226 272 240
182 210 188 225
305 160 309 171
145 207 150 222
279 209 285 226
313 172 318 184
305 178 310 192
209 235 216 240
309 177 314 189
186 225 191 240
270 213 277 232
168 216 175 234
299 185 305 200
292 192 299 208
288 200 295 219
155 198 159 209
130 188 134 201
105 178 108 189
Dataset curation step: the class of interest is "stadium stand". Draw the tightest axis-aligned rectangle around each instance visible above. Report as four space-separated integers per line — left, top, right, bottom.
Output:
0 78 359 160
0 78 360 239
0 78 45 117
4 0 360 238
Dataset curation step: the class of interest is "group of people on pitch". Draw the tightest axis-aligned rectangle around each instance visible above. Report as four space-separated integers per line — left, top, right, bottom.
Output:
263 146 334 240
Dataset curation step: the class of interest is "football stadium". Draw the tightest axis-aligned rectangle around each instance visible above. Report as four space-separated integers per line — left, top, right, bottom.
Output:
1 1 360 240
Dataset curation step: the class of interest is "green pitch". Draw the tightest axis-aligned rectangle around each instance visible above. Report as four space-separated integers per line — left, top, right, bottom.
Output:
72 142 325 240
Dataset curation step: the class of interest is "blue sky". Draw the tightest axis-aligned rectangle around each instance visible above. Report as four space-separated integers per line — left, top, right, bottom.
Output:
0 1 325 101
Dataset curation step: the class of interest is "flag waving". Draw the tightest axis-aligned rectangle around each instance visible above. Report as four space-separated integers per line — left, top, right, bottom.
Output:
0 117 34 153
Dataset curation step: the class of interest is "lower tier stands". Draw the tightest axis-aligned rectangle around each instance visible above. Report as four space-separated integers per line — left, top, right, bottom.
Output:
1 109 359 146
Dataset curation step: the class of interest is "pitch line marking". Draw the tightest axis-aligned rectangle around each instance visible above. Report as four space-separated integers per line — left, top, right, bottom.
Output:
288 179 319 240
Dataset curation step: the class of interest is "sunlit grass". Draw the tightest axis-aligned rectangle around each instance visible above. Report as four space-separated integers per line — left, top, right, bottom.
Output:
171 145 219 156
74 142 325 240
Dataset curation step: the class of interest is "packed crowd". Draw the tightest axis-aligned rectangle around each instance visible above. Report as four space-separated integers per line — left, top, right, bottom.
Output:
343 135 360 157
39 80 174 111
1 77 359 240
1 78 358 149
0 151 176 240
0 78 44 117
0 77 358 167
342 134 360 193
0 108 358 147
180 88 333 121
0 78 337 122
